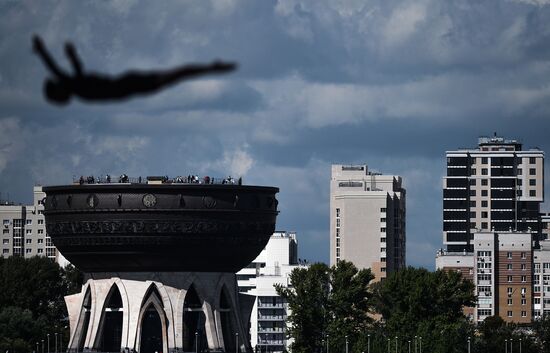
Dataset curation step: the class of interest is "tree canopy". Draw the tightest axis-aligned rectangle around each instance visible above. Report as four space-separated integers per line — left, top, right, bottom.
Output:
0 256 83 353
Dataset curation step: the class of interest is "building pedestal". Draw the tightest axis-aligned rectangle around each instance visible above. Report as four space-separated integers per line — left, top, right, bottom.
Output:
65 272 254 353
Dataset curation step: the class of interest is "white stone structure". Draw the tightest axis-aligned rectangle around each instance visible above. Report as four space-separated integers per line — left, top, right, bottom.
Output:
66 272 254 353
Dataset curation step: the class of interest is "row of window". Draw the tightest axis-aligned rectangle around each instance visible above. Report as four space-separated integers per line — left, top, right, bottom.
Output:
506 298 528 305
2 248 46 254
2 238 46 244
506 275 528 282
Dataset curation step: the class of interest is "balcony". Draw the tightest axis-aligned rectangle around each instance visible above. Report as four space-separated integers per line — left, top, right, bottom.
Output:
258 315 287 321
258 303 284 309
258 327 285 333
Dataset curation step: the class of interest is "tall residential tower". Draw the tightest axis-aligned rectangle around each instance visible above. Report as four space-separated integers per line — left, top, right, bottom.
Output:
330 164 406 280
444 136 544 252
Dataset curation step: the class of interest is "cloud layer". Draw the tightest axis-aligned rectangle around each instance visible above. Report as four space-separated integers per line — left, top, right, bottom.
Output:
1 0 550 268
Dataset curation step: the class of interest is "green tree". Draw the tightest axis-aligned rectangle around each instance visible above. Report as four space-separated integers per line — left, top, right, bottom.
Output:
533 315 550 353
327 261 374 353
277 261 375 353
0 256 83 353
373 267 476 353
276 263 330 353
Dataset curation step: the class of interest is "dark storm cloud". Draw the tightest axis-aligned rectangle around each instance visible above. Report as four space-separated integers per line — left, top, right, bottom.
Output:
1 0 550 269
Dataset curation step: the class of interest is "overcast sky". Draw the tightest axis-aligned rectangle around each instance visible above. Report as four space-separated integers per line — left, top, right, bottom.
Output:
1 0 550 269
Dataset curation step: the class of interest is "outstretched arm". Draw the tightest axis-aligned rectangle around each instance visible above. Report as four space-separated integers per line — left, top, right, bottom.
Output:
32 35 68 79
64 42 83 76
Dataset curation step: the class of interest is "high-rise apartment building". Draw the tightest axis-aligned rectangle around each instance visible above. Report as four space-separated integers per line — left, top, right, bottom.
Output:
237 231 303 353
444 136 544 253
330 164 406 280
0 186 57 260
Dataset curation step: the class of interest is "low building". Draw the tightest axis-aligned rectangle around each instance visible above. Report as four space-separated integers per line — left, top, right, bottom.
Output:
237 231 304 353
0 186 56 260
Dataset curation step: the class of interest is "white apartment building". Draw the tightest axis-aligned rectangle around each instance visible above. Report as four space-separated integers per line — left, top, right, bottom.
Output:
533 240 550 318
0 186 56 260
330 164 406 280
237 231 303 353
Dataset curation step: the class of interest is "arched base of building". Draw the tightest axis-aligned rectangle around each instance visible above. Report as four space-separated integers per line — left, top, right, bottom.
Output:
64 272 254 353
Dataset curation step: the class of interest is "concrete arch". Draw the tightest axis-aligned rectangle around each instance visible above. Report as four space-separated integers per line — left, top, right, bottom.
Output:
67 282 91 351
134 286 169 353
88 279 127 350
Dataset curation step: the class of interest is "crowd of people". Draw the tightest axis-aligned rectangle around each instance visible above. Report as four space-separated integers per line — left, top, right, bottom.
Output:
77 174 242 185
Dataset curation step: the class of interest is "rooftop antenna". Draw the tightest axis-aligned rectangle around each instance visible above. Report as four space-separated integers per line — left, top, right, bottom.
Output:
494 131 497 137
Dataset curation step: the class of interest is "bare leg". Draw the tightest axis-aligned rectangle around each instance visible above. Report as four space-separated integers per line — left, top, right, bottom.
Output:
32 35 69 80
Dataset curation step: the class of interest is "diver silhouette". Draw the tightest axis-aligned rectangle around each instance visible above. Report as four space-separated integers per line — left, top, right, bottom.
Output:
32 35 237 105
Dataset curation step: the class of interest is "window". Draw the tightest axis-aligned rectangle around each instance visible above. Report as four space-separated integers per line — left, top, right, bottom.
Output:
530 190 536 197
521 311 527 317
481 179 488 186
507 264 513 270
380 218 386 222
521 252 526 259
470 190 476 196
478 309 492 316
470 211 476 218
37 229 43 234
37 249 43 254
482 168 488 175
482 157 488 164
517 190 523 197
2 239 8 244
521 263 526 270
37 239 43 244
517 168 523 175
380 208 386 212
530 179 537 186
26 219 32 225
482 190 488 196
517 179 523 186
470 200 476 207
507 252 512 259
381 267 386 272
470 179 476 186
25 229 31 234
507 275 513 282
507 311 513 317
2 249 8 254
25 239 31 244
2 229 8 234
507 298 513 305
381 227 386 232
471 169 477 175
521 275 527 282
482 222 488 229
336 219 340 227
381 237 386 243
381 247 386 252
530 168 536 175
482 211 488 218
37 210 44 215
521 298 527 305
470 222 476 229
381 257 386 262
535 298 541 304
482 200 488 207
336 208 340 217
530 157 536 164
25 249 31 254
37 219 44 225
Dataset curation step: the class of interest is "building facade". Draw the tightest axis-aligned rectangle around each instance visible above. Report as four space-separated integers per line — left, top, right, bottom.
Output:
437 231 535 323
533 240 550 319
444 136 544 253
0 186 56 260
237 231 302 353
330 164 406 280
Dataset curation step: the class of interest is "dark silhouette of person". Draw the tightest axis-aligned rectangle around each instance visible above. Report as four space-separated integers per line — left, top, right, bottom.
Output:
32 35 237 105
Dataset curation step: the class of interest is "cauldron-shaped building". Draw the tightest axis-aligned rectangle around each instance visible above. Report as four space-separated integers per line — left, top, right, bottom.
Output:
44 182 279 353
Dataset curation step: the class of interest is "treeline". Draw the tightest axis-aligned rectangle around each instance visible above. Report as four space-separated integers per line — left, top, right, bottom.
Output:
0 256 83 353
276 261 550 353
